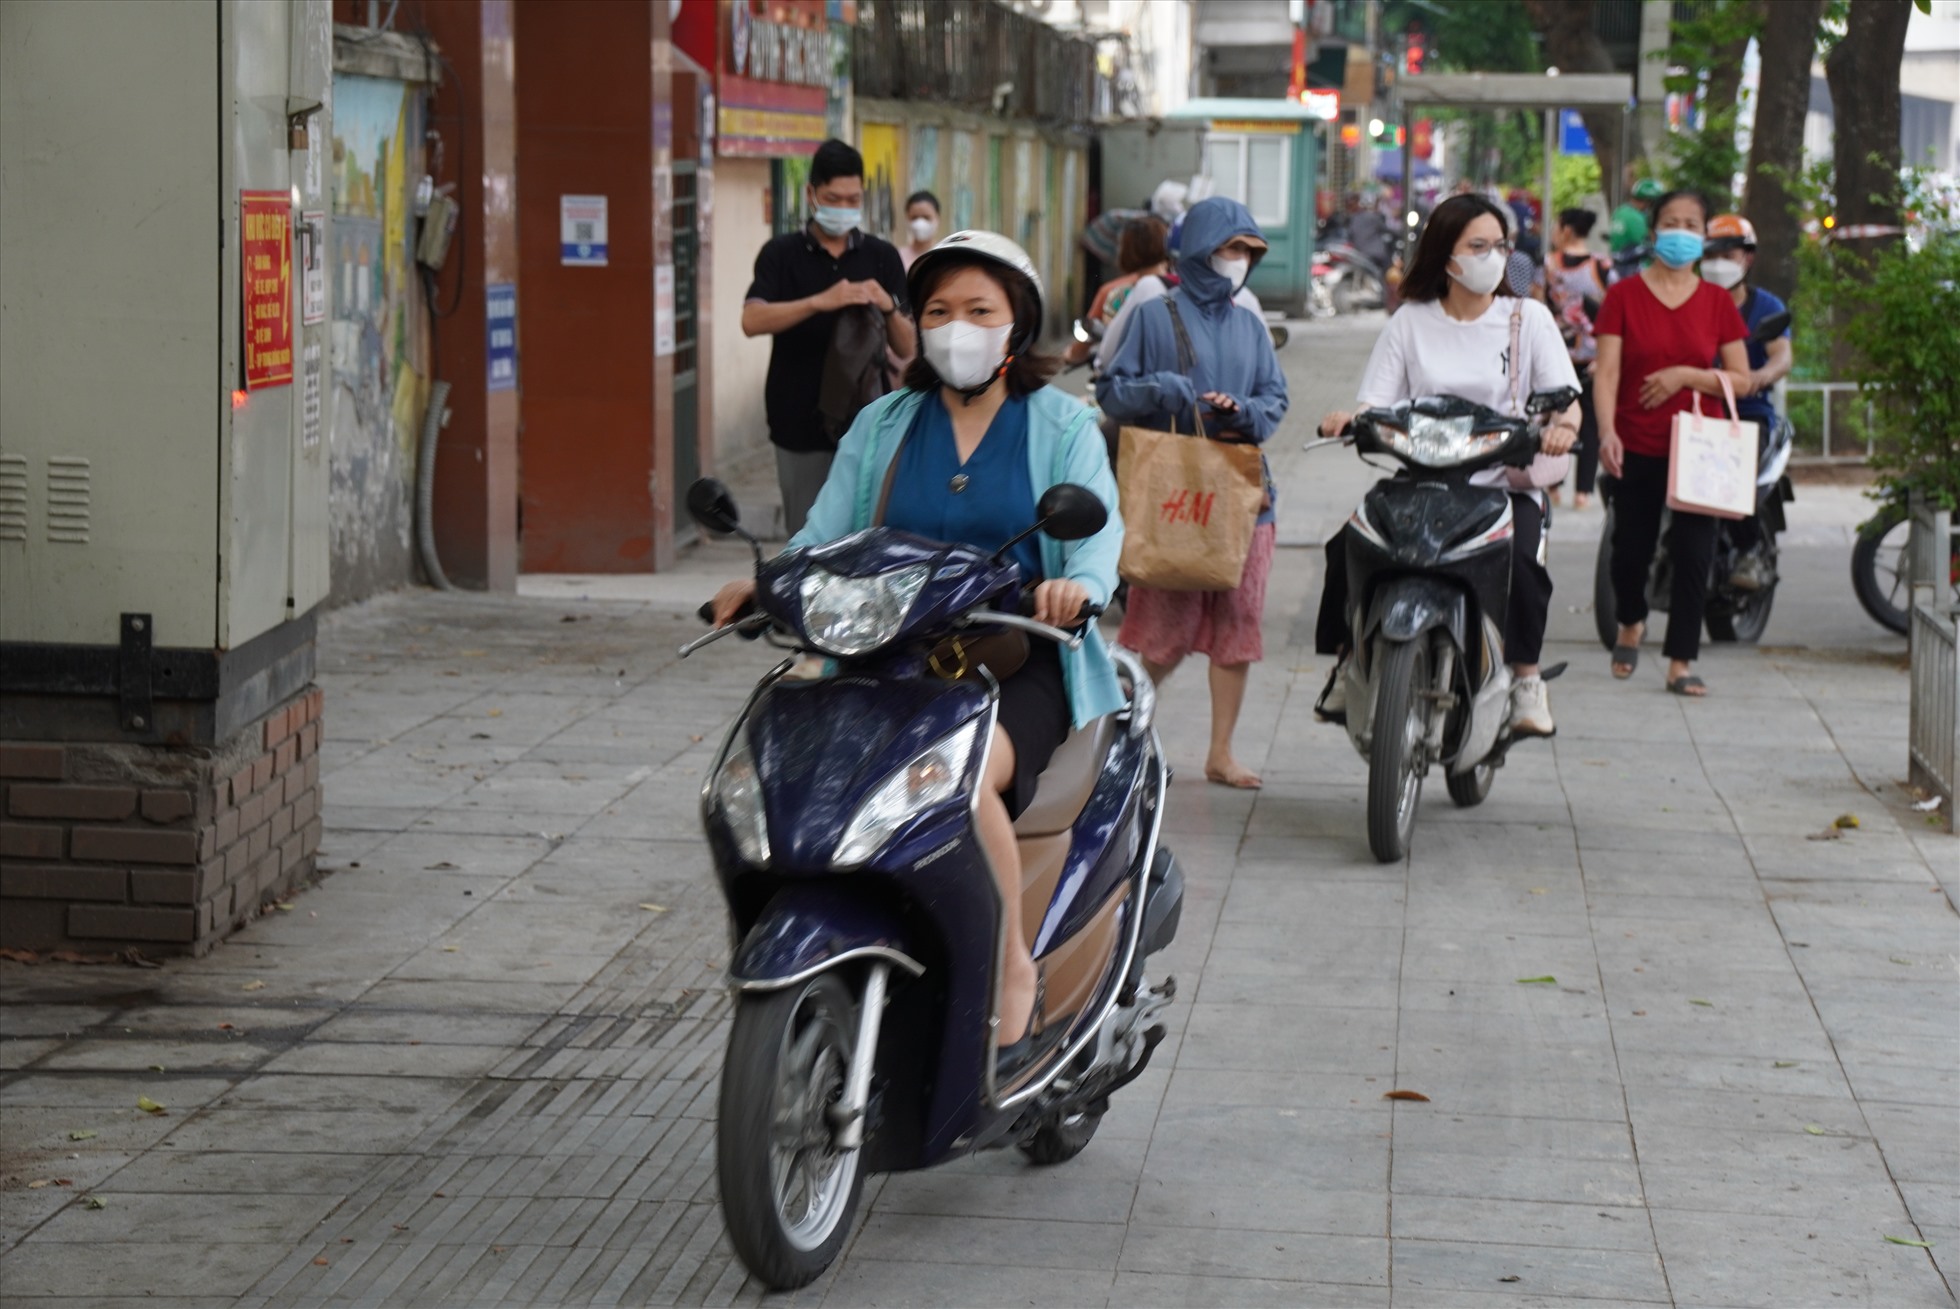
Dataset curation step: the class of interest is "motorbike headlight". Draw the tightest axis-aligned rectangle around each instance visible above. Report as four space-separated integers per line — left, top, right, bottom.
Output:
798 564 931 657
712 733 769 865
833 717 982 867
1376 414 1511 468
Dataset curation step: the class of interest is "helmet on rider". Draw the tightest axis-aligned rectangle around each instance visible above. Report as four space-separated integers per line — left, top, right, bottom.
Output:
1704 212 1758 257
905 230 1046 354
1631 177 1665 202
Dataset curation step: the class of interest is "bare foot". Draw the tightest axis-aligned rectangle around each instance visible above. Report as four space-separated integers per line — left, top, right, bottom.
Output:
998 954 1039 1045
1574 492 1591 510
1204 753 1263 790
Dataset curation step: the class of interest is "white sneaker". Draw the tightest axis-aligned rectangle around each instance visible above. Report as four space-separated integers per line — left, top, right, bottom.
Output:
1508 675 1555 738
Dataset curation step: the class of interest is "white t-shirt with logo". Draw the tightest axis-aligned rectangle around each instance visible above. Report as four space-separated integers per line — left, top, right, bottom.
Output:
1355 295 1579 488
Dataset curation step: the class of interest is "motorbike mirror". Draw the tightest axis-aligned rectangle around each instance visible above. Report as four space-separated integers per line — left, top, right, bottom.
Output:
1071 317 1091 344
1525 387 1582 414
685 478 743 536
1749 310 1791 344
1268 323 1290 350
1035 483 1108 541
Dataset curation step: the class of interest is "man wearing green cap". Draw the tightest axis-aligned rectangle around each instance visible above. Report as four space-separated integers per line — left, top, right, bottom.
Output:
1609 178 1663 281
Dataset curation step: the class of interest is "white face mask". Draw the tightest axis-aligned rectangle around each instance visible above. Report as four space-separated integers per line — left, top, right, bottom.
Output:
1210 254 1250 291
922 320 1013 390
1449 249 1507 296
1701 257 1747 289
908 216 937 243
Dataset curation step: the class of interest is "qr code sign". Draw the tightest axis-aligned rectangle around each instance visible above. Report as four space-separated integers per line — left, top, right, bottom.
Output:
574 221 595 241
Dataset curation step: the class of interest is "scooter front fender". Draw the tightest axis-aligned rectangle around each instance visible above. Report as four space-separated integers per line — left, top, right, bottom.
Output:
728 885 926 992
1365 576 1468 651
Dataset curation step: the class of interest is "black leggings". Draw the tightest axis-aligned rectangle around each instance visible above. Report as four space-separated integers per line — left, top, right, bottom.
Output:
1609 451 1718 663
1315 490 1552 665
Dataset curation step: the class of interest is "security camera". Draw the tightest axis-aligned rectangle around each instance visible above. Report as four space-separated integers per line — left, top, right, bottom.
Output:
992 81 1015 114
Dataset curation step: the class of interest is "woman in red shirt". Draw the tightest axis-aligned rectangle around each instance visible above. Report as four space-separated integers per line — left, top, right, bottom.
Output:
1594 188 1751 696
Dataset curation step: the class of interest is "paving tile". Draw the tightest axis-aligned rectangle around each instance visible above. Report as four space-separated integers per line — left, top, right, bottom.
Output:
818 1255 1102 1308
24 1190 342 1246
1117 1223 1386 1286
1105 1269 1390 1307
1634 1122 1913 1219
0 1239 283 1297
1391 1237 1670 1302
1649 1207 1954 1308
851 1211 1125 1271
1389 1196 1656 1252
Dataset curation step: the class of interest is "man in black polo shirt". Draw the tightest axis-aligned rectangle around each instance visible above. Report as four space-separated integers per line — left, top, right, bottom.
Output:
742 139 915 536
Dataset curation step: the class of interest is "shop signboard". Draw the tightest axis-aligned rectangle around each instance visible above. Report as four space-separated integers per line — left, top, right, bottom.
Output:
241 190 294 389
677 0 849 158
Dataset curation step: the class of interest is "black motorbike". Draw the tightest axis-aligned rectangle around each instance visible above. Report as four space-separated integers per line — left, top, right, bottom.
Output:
1591 311 1795 648
1314 387 1580 862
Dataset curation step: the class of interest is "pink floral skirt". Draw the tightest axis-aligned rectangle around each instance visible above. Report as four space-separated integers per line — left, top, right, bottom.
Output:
1118 521 1276 667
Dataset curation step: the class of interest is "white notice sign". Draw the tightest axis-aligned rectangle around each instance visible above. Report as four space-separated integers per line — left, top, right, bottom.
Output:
301 211 327 325
560 194 609 266
300 341 323 449
654 263 675 358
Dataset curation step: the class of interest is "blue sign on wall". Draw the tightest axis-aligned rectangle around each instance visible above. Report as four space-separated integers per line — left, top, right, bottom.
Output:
486 282 517 391
1559 109 1594 156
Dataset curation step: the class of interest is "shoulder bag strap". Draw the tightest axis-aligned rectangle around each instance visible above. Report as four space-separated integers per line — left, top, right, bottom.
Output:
873 400 919 526
1161 293 1206 436
1507 295 1525 416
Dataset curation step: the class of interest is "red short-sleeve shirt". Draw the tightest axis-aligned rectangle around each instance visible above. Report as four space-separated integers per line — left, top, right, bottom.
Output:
1594 275 1747 458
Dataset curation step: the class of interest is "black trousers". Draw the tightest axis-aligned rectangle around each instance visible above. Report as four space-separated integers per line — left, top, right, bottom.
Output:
1609 451 1718 662
1315 491 1552 666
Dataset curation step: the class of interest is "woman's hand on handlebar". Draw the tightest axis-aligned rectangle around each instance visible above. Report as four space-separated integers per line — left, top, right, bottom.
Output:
1031 579 1091 629
1319 410 1352 438
709 578 758 628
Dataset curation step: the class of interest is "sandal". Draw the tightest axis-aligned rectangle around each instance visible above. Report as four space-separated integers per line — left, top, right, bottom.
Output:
1611 625 1643 680
1666 675 1708 697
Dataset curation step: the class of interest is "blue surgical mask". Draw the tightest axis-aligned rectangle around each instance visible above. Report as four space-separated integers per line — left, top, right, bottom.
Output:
812 204 861 237
1654 230 1705 269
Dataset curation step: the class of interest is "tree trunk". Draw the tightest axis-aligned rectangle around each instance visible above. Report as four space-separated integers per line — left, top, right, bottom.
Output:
1825 0 1913 258
1520 0 1632 203
1744 0 1826 303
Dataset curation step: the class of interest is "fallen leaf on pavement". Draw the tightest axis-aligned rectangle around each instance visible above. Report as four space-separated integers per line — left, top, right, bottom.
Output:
149 1065 164 1073
1834 813 1860 829
1804 1124 1825 1135
1383 1090 1430 1102
1688 998 1713 1007
486 708 503 718
1527 888 1547 895
313 1257 330 1265
1890 956 1913 965
1774 1061 1798 1068
27 1179 50 1189
216 1022 235 1031
425 862 459 870
1884 1236 1932 1248
1499 1275 1521 1283
84 1197 106 1210
1516 976 1556 985
441 945 460 953
67 1130 96 1141
275 902 295 912
637 903 666 913
135 1096 166 1115
241 980 265 992
1911 795 1942 812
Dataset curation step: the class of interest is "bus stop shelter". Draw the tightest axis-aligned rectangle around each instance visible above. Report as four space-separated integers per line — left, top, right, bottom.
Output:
1394 71 1635 235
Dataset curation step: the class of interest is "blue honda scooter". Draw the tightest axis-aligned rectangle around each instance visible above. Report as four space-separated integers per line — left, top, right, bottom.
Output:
681 478 1182 1290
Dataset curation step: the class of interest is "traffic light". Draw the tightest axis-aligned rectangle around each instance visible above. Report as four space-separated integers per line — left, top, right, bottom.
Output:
1405 24 1425 76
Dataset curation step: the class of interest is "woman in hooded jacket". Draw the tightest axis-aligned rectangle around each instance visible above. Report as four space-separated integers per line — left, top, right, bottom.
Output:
1096 197 1290 790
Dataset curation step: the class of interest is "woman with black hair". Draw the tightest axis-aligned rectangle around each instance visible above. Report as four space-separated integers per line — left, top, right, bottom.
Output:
1593 188 1752 697
1317 193 1581 737
897 190 941 271
711 232 1123 1050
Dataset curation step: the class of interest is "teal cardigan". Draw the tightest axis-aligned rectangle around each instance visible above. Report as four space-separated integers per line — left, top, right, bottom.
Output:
788 386 1126 729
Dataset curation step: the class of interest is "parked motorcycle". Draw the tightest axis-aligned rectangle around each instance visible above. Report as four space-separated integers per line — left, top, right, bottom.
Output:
1312 239 1387 316
1312 387 1581 863
1591 311 1795 649
681 478 1182 1289
1852 491 1960 634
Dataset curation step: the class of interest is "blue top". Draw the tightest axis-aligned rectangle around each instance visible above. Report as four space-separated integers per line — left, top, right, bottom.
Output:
885 394 1042 588
1096 196 1289 526
1734 285 1789 425
789 386 1125 729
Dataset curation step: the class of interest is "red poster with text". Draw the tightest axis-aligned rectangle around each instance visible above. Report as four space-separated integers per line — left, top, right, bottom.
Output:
241 191 293 389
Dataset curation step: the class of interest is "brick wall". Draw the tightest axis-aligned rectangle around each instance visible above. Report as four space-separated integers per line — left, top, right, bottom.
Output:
0 687 324 955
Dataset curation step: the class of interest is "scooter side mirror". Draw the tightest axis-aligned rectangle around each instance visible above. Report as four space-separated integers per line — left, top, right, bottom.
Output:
1268 323 1290 350
1035 483 1108 542
1750 310 1791 344
686 478 743 536
1525 387 1582 414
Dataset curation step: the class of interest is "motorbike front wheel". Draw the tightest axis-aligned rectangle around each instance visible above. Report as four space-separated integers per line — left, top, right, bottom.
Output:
717 974 866 1290
1706 549 1777 643
1851 501 1912 635
1367 638 1430 863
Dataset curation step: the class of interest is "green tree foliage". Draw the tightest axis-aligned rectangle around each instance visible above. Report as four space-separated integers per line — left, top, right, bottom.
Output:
1382 0 1548 188
1847 235 1960 509
1657 0 1767 212
1551 155 1602 216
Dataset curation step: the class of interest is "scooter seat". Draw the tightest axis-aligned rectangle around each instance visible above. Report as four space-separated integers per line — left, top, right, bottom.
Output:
1013 715 1118 837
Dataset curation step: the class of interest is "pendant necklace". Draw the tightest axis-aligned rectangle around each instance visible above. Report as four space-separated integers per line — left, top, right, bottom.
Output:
949 472 970 494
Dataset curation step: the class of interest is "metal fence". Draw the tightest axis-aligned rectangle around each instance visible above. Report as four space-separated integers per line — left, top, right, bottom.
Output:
1907 503 1957 833
854 0 1100 129
1783 381 1876 463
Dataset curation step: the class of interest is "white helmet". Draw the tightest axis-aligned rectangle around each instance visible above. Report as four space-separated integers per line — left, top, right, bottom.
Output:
906 230 1045 350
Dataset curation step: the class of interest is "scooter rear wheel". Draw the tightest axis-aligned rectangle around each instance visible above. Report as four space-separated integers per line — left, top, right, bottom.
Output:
717 974 865 1290
1367 639 1429 863
1019 1103 1105 1165
1445 759 1495 807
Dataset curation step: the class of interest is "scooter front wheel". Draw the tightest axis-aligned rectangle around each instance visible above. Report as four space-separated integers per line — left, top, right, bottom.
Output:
717 974 866 1290
1367 639 1429 863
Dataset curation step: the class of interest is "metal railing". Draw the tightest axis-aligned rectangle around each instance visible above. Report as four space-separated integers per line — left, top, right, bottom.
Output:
1907 502 1957 833
854 0 1101 129
1783 380 1876 463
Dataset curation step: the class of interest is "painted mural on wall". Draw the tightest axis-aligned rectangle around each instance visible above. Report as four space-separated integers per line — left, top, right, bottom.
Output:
328 73 426 603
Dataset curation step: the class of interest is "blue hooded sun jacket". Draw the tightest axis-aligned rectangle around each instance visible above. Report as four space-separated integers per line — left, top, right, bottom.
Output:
1096 198 1290 489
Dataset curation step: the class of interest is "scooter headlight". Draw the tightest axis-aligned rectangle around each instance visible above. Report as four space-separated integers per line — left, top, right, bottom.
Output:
712 732 769 865
798 564 931 658
1375 414 1510 468
833 717 982 867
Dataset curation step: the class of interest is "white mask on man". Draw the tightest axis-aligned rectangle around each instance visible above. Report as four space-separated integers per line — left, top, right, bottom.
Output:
922 320 1013 390
1701 257 1746 289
